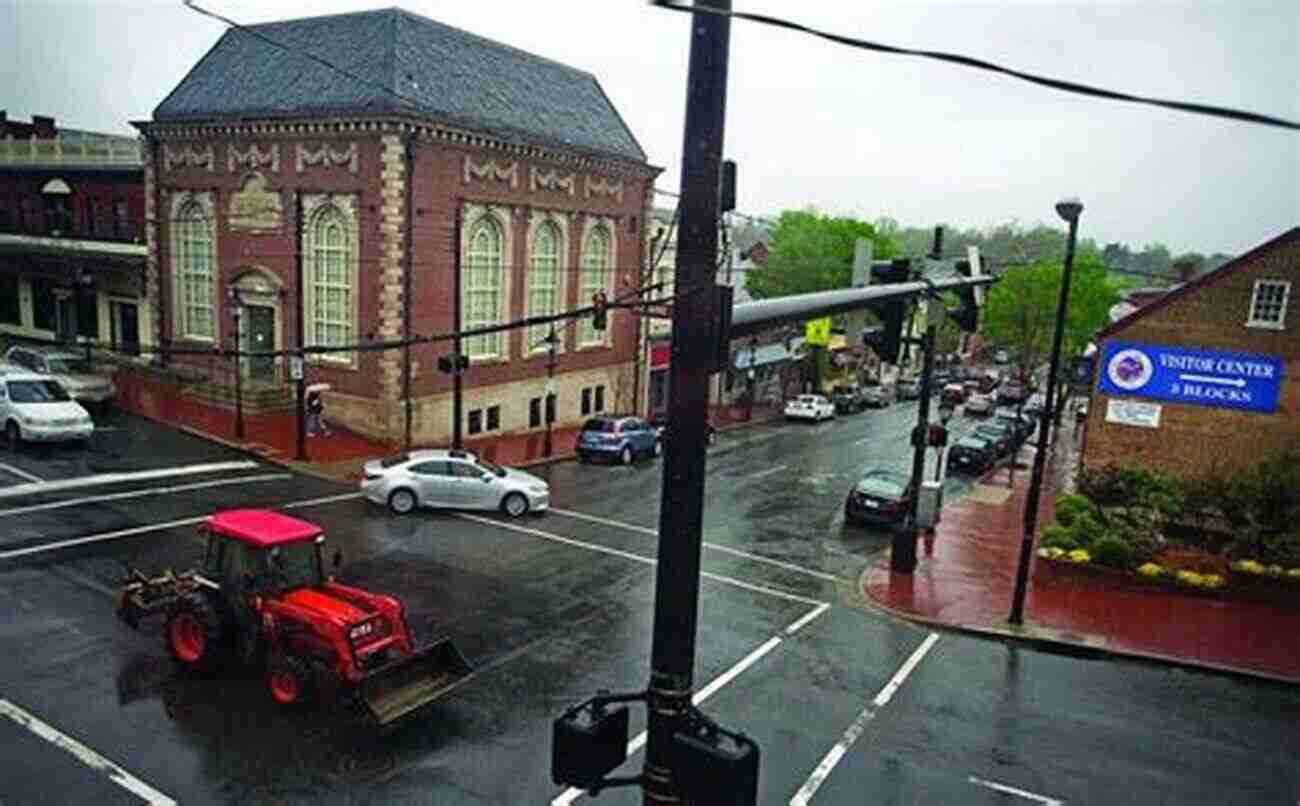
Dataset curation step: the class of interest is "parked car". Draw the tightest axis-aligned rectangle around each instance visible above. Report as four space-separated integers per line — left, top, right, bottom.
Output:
785 394 835 422
844 468 915 527
974 422 1016 458
648 412 718 446
0 364 96 445
964 393 995 417
860 383 897 408
997 383 1028 405
940 383 967 407
994 408 1035 442
832 385 866 414
896 377 922 400
3 346 116 405
576 415 661 464
947 436 996 474
361 448 549 517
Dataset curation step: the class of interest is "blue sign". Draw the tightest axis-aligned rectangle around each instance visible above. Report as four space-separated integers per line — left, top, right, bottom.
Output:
1096 341 1284 413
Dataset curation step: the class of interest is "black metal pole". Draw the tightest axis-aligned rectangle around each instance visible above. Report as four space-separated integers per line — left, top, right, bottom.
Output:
644 2 730 801
294 190 307 461
232 305 245 441
544 326 557 458
894 305 936 573
452 202 464 451
403 135 415 451
1009 204 1082 625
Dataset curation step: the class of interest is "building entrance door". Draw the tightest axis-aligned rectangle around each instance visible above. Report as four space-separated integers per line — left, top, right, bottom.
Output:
111 301 140 356
242 305 276 381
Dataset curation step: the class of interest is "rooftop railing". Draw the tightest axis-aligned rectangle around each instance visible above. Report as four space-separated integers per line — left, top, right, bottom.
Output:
0 135 143 168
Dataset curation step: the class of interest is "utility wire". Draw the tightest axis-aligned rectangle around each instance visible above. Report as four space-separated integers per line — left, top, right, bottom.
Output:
651 1 1300 131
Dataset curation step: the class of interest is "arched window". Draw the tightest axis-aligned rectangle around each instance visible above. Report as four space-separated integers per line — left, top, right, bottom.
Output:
308 206 353 358
176 202 213 340
465 216 504 358
578 225 611 346
528 221 562 351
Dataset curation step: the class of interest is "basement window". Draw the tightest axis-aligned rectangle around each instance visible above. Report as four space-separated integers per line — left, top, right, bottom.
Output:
1246 280 1289 329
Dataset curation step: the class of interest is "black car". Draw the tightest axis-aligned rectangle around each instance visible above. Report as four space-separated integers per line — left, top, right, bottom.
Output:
648 412 718 446
994 408 1035 442
974 422 1016 458
844 468 915 527
947 436 996 474
832 386 865 414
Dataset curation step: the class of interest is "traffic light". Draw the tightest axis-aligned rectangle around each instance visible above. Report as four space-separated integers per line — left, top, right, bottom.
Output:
719 159 737 213
863 258 912 364
946 257 982 333
592 290 608 331
437 353 470 374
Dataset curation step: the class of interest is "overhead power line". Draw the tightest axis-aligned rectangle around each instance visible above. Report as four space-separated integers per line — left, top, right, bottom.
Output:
651 1 1300 131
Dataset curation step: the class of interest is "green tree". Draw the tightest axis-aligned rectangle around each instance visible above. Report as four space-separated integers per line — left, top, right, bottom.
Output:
745 210 896 299
983 256 1119 380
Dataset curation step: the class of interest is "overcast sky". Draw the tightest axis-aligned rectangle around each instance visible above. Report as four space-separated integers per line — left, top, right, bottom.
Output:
4 0 1296 255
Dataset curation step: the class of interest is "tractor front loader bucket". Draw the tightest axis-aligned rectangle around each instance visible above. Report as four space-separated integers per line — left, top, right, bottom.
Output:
357 638 473 729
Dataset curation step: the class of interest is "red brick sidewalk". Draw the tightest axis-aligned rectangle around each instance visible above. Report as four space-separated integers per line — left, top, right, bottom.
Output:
864 421 1300 682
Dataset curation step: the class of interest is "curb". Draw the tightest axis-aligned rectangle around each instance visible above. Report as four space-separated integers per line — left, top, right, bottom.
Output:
174 424 348 485
859 565 1300 688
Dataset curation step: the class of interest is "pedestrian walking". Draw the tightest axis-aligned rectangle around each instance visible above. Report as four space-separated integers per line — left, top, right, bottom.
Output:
306 383 332 438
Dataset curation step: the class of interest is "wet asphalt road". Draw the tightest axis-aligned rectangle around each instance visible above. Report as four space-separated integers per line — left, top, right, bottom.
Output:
0 404 1297 805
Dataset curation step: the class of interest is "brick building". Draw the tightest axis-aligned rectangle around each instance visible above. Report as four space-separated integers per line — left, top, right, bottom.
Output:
0 112 148 353
1082 227 1297 476
135 8 658 444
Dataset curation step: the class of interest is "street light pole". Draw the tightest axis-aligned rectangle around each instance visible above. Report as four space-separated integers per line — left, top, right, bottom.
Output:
543 326 557 458
1009 197 1083 626
643 1 730 801
293 190 307 461
227 286 246 442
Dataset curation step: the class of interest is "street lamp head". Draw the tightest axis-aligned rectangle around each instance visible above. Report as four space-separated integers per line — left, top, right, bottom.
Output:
1055 197 1084 224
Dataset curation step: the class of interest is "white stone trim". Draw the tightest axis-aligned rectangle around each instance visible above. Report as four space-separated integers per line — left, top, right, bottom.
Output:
162 144 215 173
530 166 576 196
524 210 571 357
167 190 217 342
463 156 519 189
585 175 624 202
301 193 360 368
227 143 280 174
577 215 617 349
460 202 514 362
295 142 359 174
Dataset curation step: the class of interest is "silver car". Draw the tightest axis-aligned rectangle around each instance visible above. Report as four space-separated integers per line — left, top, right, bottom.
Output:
360 448 549 517
3 346 116 404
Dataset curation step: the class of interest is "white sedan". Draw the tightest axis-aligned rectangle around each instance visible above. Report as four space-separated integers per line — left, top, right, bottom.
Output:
784 394 836 422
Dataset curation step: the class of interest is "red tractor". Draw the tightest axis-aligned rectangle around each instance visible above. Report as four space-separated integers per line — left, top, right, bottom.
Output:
116 509 472 728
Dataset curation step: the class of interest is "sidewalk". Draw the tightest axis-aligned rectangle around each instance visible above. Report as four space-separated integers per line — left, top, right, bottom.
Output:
113 371 784 482
863 419 1300 683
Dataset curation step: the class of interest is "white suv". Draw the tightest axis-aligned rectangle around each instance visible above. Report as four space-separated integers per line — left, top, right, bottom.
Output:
3 346 116 405
0 365 95 445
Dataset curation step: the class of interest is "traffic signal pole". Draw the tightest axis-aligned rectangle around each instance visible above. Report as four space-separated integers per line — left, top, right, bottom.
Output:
452 202 464 451
644 1 731 801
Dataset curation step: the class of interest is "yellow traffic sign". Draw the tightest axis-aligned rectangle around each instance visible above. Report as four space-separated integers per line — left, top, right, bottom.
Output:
804 317 831 346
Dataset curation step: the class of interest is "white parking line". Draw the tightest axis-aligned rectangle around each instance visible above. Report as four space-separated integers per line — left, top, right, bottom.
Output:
0 492 363 561
740 464 789 481
968 776 1064 804
789 632 940 805
554 602 830 805
0 460 261 501
459 513 826 607
0 472 292 518
547 508 840 583
0 462 43 483
0 698 176 805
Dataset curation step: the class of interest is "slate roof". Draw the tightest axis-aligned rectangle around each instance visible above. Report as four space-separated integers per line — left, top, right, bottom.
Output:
153 7 646 163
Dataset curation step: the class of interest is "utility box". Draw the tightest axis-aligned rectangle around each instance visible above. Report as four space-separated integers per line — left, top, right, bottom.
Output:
551 703 629 789
672 723 759 806
917 480 943 530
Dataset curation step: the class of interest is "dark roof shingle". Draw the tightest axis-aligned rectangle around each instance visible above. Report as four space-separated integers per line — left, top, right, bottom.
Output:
154 7 646 163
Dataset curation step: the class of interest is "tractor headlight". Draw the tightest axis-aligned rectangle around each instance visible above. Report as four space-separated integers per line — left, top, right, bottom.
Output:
349 622 375 641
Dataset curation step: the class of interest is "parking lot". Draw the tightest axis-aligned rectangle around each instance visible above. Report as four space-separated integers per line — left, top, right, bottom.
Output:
1 405 1297 805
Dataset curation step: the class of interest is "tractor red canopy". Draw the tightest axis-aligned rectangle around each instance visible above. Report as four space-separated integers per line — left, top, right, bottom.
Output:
206 510 323 547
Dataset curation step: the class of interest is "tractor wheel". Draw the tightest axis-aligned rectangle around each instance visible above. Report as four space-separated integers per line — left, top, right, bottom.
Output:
266 656 312 707
166 591 229 671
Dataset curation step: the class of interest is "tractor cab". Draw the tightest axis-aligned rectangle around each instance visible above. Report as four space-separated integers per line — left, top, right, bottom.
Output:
201 510 334 600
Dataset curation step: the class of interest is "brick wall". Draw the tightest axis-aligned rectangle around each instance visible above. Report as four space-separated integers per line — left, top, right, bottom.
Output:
1083 232 1299 477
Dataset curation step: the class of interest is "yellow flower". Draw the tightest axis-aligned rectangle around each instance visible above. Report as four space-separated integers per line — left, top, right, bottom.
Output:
1038 547 1066 559
1232 559 1266 574
1265 565 1284 577
1067 549 1091 564
1136 563 1164 578
1175 570 1205 587
1202 574 1226 589
1285 568 1300 580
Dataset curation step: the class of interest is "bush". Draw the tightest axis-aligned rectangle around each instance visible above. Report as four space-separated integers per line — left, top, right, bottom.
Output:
1054 494 1092 528
1041 525 1078 551
1089 536 1135 569
1067 513 1105 547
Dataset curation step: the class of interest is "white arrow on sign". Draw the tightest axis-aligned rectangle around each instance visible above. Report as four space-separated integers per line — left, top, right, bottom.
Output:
1179 373 1246 388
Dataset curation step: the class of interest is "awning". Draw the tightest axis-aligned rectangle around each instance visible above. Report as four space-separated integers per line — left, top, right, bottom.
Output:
734 340 803 370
